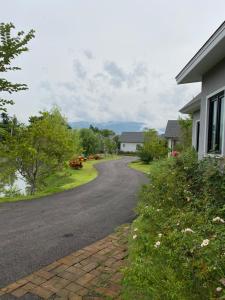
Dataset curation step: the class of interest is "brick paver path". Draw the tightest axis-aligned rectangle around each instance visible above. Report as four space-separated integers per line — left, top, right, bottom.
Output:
0 226 129 300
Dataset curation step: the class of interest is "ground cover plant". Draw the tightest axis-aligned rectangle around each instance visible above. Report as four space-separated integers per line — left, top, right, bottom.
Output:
123 150 225 300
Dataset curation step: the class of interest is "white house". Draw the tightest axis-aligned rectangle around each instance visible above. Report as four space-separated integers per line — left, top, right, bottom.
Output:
176 21 225 159
119 132 144 152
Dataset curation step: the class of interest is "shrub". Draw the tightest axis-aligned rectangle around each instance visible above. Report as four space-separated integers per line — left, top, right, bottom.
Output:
69 159 83 169
138 129 167 163
122 149 225 300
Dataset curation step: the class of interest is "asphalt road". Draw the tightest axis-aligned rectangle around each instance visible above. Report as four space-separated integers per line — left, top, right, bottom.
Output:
0 156 147 287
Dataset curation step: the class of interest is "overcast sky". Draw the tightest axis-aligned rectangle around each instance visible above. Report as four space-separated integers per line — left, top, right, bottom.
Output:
1 0 225 129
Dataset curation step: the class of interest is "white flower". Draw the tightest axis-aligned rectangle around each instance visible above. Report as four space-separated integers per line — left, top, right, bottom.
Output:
216 287 222 292
158 233 162 238
156 209 160 212
182 228 194 233
133 234 137 240
212 217 225 223
134 228 138 232
186 197 191 202
154 241 161 248
201 239 210 247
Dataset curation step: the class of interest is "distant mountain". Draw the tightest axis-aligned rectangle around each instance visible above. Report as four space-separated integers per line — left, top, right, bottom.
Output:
69 121 147 134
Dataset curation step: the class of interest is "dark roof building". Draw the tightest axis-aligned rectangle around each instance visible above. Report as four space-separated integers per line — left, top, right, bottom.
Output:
119 132 144 143
164 120 181 139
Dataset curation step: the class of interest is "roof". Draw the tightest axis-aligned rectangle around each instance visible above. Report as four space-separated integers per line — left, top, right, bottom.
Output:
176 21 225 84
119 132 144 143
179 93 201 114
164 120 181 139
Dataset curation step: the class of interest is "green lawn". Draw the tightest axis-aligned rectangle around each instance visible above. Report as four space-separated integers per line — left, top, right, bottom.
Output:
128 160 151 174
0 155 120 203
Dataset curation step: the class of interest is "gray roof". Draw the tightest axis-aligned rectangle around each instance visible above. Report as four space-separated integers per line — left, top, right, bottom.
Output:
180 93 201 114
176 21 225 84
119 132 144 143
164 120 181 139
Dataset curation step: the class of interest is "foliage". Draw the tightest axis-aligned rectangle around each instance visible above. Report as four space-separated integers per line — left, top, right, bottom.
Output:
103 137 117 154
80 128 100 156
0 155 119 203
0 112 20 138
1 108 80 194
89 124 115 137
138 129 167 163
0 23 35 112
175 116 192 151
123 150 225 300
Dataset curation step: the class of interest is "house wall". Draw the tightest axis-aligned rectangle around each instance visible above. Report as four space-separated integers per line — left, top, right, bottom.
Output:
199 57 225 158
192 110 200 149
120 142 143 152
167 138 179 151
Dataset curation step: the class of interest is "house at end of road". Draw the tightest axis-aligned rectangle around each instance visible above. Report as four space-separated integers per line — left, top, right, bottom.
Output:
119 132 144 152
176 21 225 159
164 120 181 153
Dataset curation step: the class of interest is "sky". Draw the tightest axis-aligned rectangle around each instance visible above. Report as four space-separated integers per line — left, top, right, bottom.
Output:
1 0 225 129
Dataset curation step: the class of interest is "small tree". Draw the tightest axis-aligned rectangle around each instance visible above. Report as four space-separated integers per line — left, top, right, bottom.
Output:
0 23 35 112
138 129 167 163
4 108 79 194
80 128 100 156
175 116 192 152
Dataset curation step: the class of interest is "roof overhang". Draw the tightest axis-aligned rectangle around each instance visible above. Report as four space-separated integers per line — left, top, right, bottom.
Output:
176 22 225 84
179 93 201 114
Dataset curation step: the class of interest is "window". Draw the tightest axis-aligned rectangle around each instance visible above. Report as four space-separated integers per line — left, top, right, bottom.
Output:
208 91 224 153
196 121 200 152
123 144 125 147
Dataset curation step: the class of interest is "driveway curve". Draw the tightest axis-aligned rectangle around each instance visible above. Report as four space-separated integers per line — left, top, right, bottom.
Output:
0 156 147 287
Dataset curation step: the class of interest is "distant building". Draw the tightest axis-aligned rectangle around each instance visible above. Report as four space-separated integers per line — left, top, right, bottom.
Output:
164 120 181 152
119 132 144 152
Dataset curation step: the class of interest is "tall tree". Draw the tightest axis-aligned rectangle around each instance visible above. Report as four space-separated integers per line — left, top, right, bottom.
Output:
0 23 35 112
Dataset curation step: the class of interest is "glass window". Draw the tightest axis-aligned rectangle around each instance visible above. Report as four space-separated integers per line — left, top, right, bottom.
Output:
208 91 224 153
196 121 200 152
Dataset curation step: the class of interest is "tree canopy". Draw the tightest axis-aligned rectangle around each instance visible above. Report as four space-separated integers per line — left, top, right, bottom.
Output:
0 22 35 112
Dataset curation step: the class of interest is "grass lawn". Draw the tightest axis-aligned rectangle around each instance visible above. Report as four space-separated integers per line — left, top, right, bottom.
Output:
128 160 151 174
0 155 120 203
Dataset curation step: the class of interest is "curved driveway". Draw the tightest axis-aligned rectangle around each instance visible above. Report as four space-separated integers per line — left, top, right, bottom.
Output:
0 156 147 287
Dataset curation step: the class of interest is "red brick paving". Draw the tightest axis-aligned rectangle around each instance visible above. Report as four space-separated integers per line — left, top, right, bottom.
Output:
0 225 129 299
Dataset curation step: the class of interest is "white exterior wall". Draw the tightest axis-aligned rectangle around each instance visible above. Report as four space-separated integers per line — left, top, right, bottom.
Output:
199 58 225 159
120 142 143 152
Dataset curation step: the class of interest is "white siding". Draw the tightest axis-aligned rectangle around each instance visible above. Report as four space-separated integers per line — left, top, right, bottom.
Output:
120 143 143 152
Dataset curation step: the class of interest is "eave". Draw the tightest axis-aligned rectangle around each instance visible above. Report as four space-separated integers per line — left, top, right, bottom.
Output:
176 21 225 84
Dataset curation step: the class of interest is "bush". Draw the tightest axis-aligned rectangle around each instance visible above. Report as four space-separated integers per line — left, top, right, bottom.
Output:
122 150 225 300
138 129 167 163
69 159 83 169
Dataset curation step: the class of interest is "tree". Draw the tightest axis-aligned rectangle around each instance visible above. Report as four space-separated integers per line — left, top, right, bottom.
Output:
177 116 192 151
138 129 167 163
80 128 100 156
0 23 35 112
103 137 117 154
4 108 79 194
0 113 20 137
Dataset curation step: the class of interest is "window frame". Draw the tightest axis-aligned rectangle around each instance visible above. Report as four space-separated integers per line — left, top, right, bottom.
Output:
207 91 224 154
